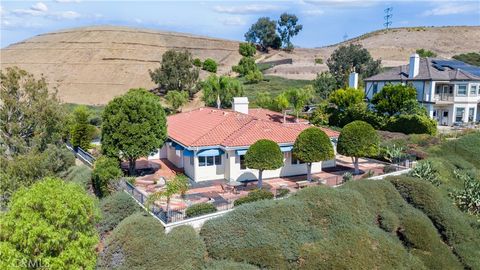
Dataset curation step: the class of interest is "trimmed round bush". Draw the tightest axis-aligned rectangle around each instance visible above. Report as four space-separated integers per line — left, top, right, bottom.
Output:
98 213 206 270
245 139 283 188
186 202 217 218
202 58 217 73
385 114 437 135
234 189 274 206
98 191 142 234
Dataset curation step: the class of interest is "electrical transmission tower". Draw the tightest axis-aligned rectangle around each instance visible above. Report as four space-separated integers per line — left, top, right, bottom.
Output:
384 7 393 30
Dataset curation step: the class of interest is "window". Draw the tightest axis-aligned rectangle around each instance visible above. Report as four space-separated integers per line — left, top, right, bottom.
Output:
457 85 467 96
468 108 475 122
470 85 478 96
240 155 246 170
455 107 465 122
372 83 378 95
199 155 222 167
291 153 305 165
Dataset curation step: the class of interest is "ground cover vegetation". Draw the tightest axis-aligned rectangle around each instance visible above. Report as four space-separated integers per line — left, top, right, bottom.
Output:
452 52 480 66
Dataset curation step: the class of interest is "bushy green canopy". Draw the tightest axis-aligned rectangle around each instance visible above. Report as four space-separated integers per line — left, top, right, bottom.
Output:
0 178 99 270
92 156 123 197
293 127 334 163
385 114 437 135
328 87 365 110
372 83 418 116
239 42 256 57
245 139 284 171
202 75 244 108
337 120 379 158
101 88 167 173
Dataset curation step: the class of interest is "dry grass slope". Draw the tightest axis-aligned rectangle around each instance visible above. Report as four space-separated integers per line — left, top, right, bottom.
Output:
1 26 242 105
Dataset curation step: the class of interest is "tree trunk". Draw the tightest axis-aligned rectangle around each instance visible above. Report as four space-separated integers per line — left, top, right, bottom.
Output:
307 163 312 182
257 170 263 189
166 197 171 222
129 158 136 176
354 157 360 175
283 110 286 123
296 111 299 123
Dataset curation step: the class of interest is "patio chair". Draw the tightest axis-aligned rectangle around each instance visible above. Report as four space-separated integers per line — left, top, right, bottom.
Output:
220 184 232 194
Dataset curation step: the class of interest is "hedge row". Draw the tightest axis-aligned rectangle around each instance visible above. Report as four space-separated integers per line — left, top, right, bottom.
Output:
233 189 274 206
186 202 216 218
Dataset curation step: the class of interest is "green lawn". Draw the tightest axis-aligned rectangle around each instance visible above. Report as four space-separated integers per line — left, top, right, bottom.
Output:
239 75 312 102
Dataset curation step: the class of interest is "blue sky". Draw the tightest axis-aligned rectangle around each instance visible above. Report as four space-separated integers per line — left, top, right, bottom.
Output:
1 0 479 48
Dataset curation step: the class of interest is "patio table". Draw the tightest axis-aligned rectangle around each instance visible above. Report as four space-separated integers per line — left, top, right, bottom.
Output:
226 181 242 194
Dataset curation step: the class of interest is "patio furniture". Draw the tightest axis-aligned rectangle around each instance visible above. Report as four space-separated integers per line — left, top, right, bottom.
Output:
296 180 309 189
220 184 233 194
226 181 242 194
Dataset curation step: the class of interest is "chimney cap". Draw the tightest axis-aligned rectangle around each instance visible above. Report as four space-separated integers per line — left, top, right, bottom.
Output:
411 53 420 58
233 97 249 104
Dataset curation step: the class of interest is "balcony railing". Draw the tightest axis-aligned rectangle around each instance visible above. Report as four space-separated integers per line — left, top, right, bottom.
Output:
433 94 454 102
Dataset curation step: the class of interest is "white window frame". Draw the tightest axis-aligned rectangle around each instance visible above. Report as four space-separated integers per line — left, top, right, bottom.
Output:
455 107 465 122
198 155 222 167
470 84 478 96
457 85 467 96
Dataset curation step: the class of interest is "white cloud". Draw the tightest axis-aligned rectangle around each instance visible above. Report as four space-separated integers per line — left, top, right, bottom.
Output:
31 2 48 12
219 16 247 26
0 5 5 16
213 4 282 14
422 3 478 16
50 10 81 19
302 9 325 16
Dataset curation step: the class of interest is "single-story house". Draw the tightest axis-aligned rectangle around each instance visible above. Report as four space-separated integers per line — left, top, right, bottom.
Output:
364 54 480 126
150 97 339 182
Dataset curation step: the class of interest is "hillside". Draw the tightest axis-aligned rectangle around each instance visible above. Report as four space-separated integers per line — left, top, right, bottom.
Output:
2 25 479 104
0 26 242 105
262 26 480 79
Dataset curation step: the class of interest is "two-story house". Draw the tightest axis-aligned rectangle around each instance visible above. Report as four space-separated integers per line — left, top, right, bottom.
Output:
364 54 480 126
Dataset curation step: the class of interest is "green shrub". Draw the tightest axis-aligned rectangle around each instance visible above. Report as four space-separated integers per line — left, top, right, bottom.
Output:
451 169 480 216
314 58 323 64
202 58 217 73
64 164 92 190
245 69 263 83
452 52 480 66
408 160 440 186
342 172 353 182
92 156 123 197
234 189 274 206
193 58 202 67
232 57 256 76
186 202 217 218
98 192 142 234
416 48 437 58
239 43 256 57
98 213 206 270
385 114 437 135
389 176 480 268
276 188 290 198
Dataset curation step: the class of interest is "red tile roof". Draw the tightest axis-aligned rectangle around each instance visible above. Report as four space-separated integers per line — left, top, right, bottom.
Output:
167 107 339 148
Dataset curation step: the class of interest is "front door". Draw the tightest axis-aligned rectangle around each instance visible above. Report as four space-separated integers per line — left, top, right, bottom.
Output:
441 111 449 126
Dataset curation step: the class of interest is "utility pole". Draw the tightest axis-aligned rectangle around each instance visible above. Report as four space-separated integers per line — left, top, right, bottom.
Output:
384 7 393 30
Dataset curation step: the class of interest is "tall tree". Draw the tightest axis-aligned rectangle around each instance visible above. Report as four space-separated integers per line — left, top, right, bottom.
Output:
313 71 337 100
327 44 381 88
245 139 284 188
245 17 281 51
0 67 66 156
337 121 379 174
202 75 244 108
149 50 199 96
284 86 314 122
165 90 189 112
92 156 123 198
328 87 365 111
277 13 303 50
69 105 96 149
0 178 99 269
102 88 167 175
371 83 418 116
293 127 334 182
273 92 290 123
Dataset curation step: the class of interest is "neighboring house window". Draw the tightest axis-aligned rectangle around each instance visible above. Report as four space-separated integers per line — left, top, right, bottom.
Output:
455 107 465 122
291 153 305 165
240 155 246 170
457 85 467 96
470 85 478 95
199 155 222 167
468 108 475 122
372 83 378 95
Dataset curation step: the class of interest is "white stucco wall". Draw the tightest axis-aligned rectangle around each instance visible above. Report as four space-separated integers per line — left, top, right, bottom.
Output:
166 143 183 168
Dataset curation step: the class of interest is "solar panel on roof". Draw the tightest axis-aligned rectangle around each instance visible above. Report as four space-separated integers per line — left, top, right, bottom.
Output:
432 59 480 77
433 64 445 71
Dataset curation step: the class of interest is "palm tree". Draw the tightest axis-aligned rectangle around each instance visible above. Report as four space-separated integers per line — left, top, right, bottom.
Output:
148 174 189 221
